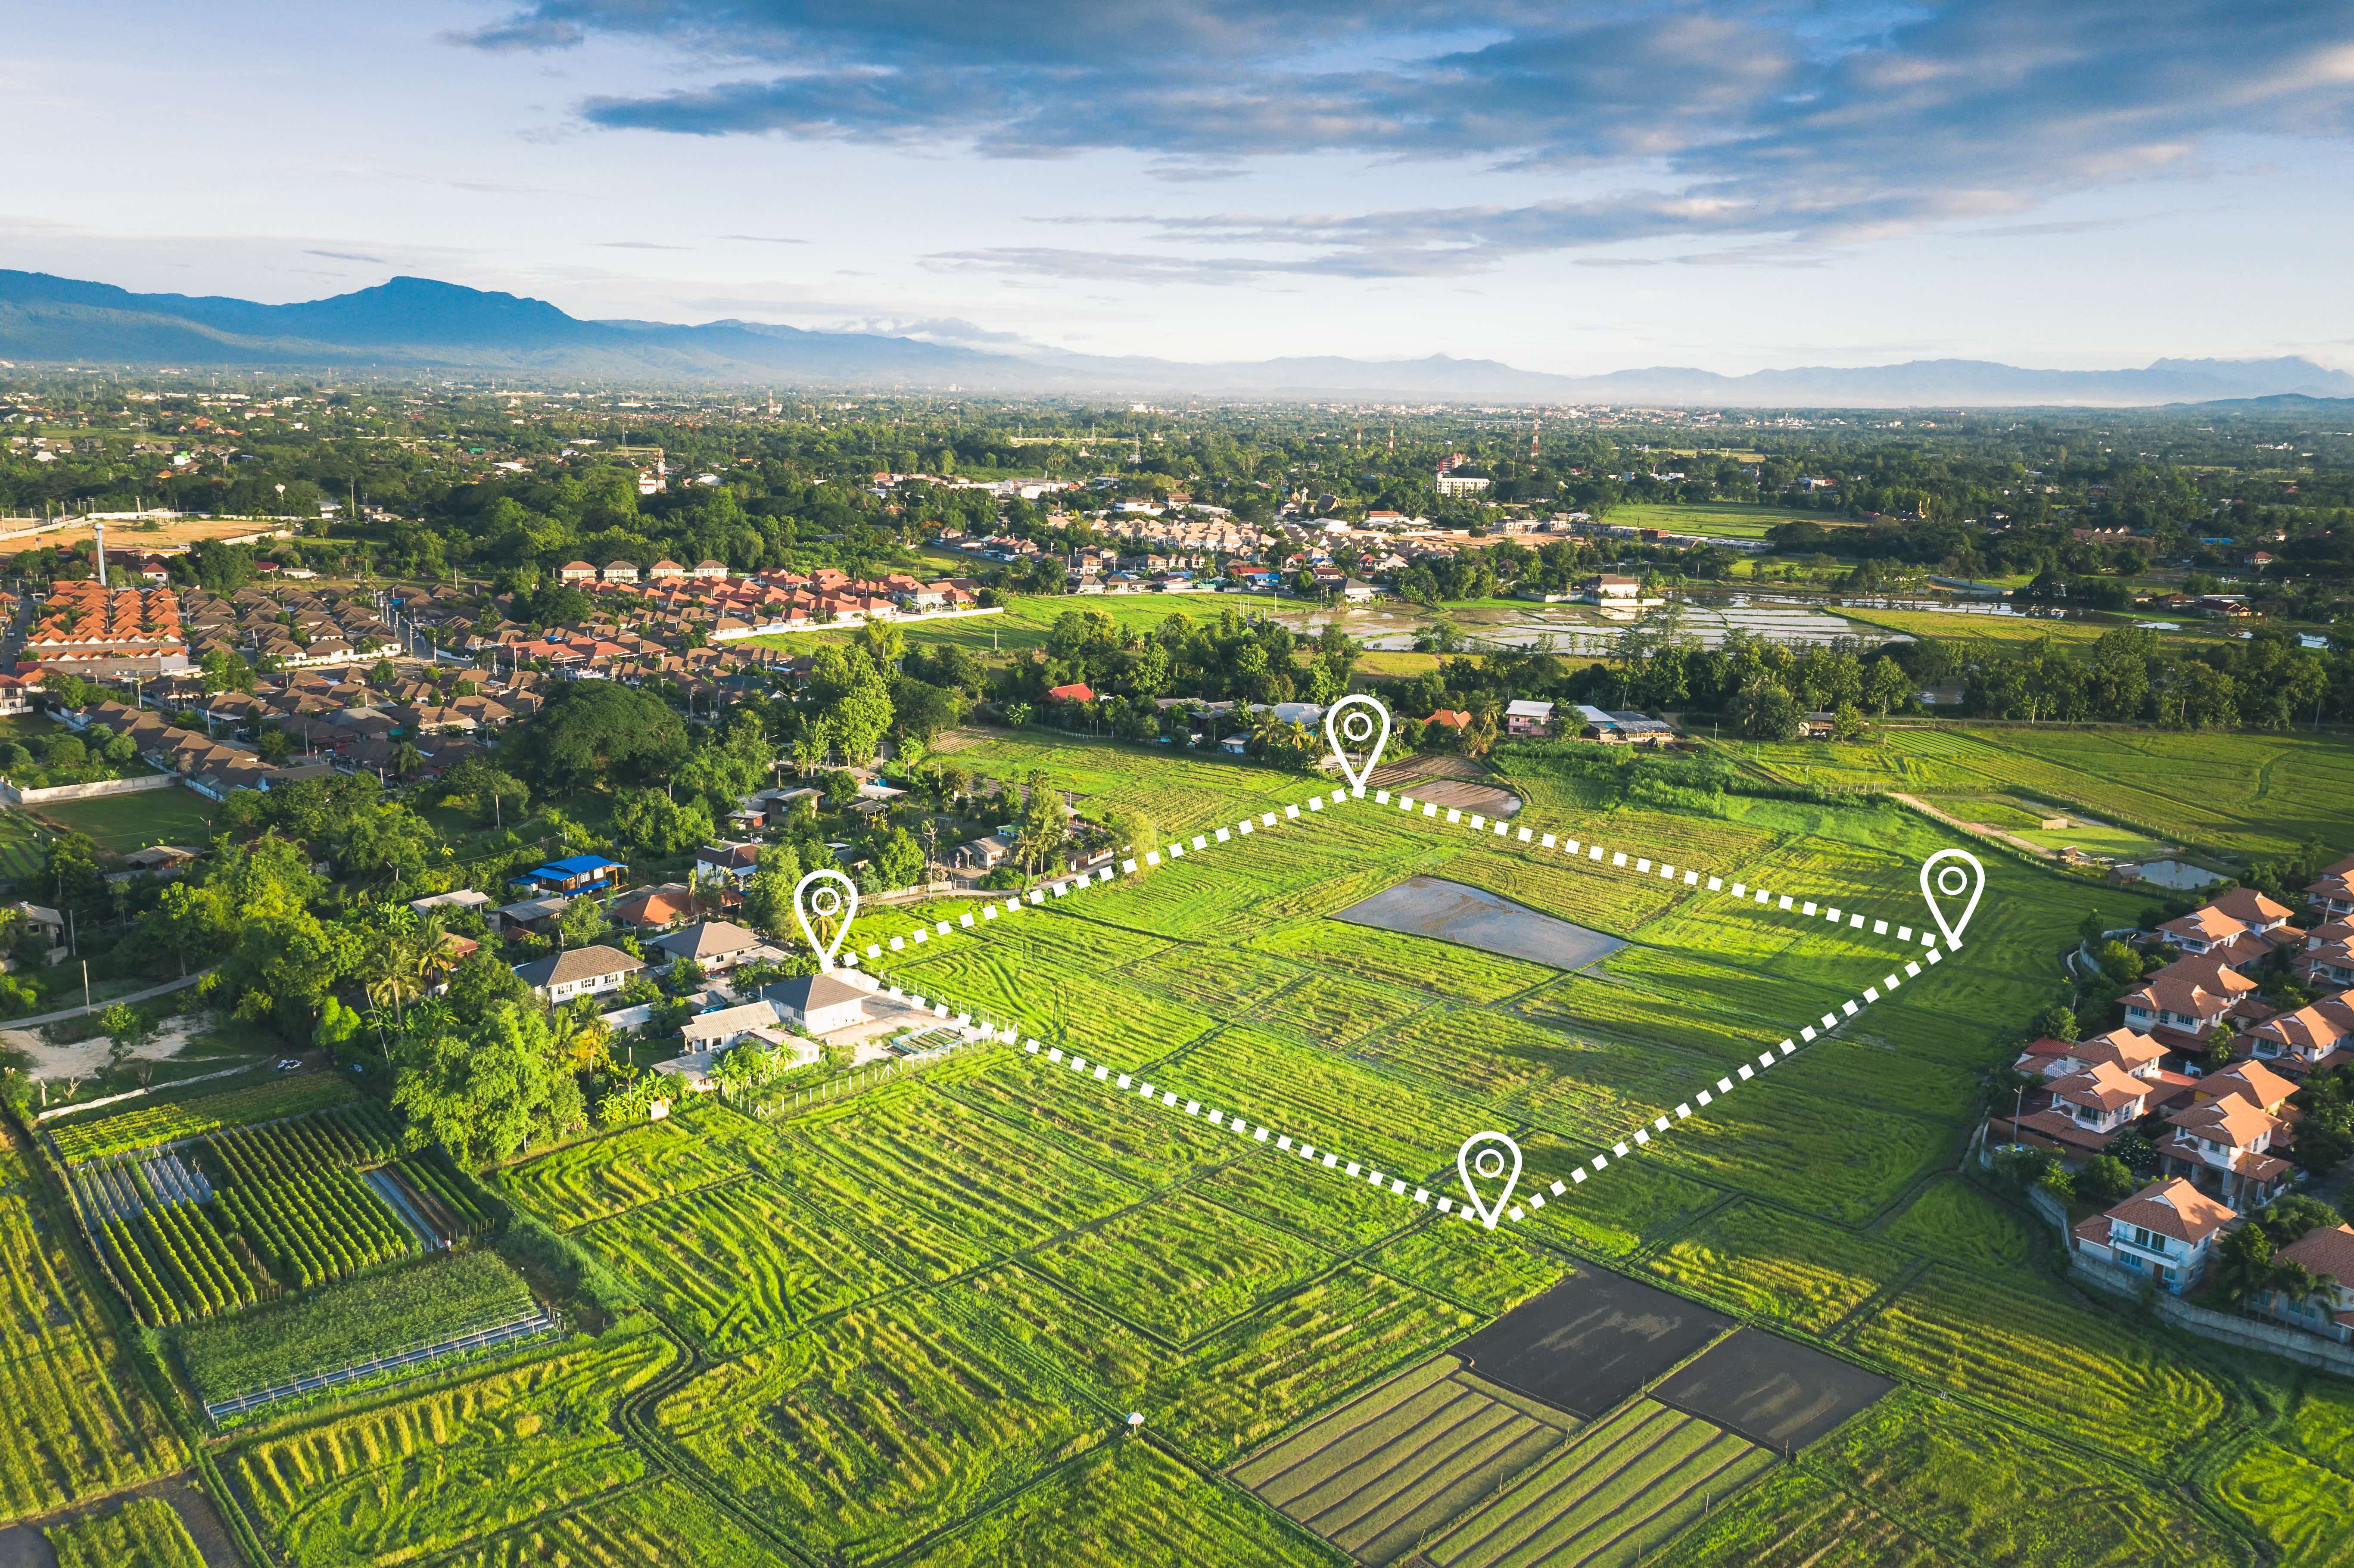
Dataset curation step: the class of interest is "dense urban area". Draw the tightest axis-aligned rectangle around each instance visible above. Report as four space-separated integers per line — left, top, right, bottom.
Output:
6 376 2354 1565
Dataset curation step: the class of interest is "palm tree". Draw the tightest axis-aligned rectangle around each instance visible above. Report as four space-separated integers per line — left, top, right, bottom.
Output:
389 739 426 781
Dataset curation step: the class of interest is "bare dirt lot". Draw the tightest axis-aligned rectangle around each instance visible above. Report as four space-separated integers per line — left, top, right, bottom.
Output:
1336 875 1627 970
1454 1269 1733 1419
0 515 295 560
1649 1326 1893 1453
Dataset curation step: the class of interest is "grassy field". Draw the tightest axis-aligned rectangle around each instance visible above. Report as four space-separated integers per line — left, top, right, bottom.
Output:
34 787 224 855
46 1495 206 1568
1604 501 1813 540
747 591 1240 660
0 809 45 882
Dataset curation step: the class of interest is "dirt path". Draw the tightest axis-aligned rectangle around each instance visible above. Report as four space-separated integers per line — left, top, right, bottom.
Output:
0 1001 214 1081
1890 793 2052 859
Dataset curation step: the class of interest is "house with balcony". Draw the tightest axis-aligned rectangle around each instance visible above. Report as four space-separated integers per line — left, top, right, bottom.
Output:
2242 995 2354 1075
2252 1225 2354 1342
559 560 598 584
2159 1095 2294 1213
2007 1059 2165 1156
2014 1025 2173 1084
510 854 625 897
2304 853 2354 919
2070 1178 2240 1293
2296 922 2354 990
694 840 764 889
2120 953 2267 1049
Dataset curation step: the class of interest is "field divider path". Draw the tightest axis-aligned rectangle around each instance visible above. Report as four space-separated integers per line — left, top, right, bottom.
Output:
856 784 1947 1247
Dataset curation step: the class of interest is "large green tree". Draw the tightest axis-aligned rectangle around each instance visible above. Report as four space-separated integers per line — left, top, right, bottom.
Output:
395 1002 585 1164
514 681 688 792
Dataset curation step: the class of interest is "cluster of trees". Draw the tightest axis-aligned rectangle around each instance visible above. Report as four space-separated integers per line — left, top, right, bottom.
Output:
1939 627 2349 729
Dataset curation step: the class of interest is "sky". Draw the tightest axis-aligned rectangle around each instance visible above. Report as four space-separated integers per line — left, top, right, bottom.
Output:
8 0 2354 373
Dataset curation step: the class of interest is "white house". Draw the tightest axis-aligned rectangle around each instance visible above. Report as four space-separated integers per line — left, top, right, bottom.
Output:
694 840 763 888
764 973 869 1035
2070 1178 2240 1293
514 944 644 1003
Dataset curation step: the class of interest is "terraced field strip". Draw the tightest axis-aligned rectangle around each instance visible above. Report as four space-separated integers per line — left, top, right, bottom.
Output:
1236 1353 1578 1566
1427 1398 1777 1568
840 783 1939 984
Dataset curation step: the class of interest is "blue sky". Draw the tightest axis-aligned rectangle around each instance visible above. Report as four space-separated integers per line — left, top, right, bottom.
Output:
9 0 2354 371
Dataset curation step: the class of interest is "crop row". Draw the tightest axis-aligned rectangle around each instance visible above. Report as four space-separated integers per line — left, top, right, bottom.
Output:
207 1104 401 1185
101 1201 267 1326
397 1155 489 1236
46 1495 206 1568
47 1073 356 1163
70 1151 210 1225
220 1170 415 1289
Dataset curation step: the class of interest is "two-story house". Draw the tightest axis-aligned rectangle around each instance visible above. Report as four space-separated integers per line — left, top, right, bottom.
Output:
2296 921 2354 990
2304 853 2354 920
2253 1224 2354 1342
2159 1094 2294 1212
2015 1025 2173 1084
2242 996 2354 1076
2071 1178 2240 1293
694 840 764 889
2011 1060 2164 1155
2120 952 2265 1048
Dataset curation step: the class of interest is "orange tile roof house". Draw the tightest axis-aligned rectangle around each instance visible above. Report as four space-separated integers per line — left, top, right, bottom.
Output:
610 882 698 930
559 560 597 583
2252 1224 2354 1342
2160 1093 2294 1213
2009 1059 2165 1154
2070 1178 2241 1292
1045 682 1096 704
2121 951 2266 1045
2305 853 2354 919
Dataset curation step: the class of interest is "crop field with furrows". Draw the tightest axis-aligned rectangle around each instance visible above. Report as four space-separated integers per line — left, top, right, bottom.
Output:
1845 1267 2229 1464
770 1080 1146 1278
1878 1179 2036 1271
871 908 1178 978
47 1072 358 1163
1189 1151 1420 1252
1138 1267 1479 1466
881 945 1222 1061
1651 1467 1945 1568
1512 1133 1725 1260
45 1495 206 1568
492 1117 748 1229
933 1053 1237 1186
2211 1440 2354 1567
1421 841 1693 936
584 1176 903 1353
1163 1025 1492 1179
1624 899 1915 990
1365 1008 1690 1143
1424 1398 1776 1568
436 1478 794 1568
966 1265 1168 1400
1526 959 1827 1063
1028 1189 1339 1343
231 1332 673 1567
0 1334 188 1525
928 731 1310 833
654 1296 1102 1565
1370 1219 1566 1315
1635 1071 1951 1226
1636 1202 1906 1333
0 1199 106 1361
907 1438 1338 1568
1259 972 1432 1049
2282 1382 2354 1475
1745 1039 1981 1124
1247 920 1559 1003
1817 1394 2251 1566
218 1167 417 1289
1235 1355 1578 1568
1127 942 1310 1013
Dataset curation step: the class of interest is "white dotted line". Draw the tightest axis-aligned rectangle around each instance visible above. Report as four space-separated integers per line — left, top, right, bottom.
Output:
1374 786 1937 955
887 921 1942 1233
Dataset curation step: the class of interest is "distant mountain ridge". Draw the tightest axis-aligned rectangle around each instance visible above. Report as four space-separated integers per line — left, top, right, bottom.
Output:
1 268 2348 408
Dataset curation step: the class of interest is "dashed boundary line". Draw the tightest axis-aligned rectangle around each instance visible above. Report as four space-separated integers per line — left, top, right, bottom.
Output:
843 783 1944 971
841 783 1952 1234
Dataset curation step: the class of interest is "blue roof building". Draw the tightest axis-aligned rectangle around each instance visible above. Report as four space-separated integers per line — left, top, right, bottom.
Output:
511 854 625 894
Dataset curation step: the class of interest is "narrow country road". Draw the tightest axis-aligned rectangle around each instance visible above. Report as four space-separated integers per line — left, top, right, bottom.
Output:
3 968 215 1032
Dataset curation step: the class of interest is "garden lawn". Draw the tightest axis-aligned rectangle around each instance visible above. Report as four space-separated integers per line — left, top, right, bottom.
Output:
37 787 222 855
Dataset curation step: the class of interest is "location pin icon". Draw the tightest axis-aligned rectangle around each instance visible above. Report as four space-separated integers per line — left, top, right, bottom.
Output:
1323 694 1392 796
1456 1131 1523 1231
1919 849 1985 949
794 869 860 973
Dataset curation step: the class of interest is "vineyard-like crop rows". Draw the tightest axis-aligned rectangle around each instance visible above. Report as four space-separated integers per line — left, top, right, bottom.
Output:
46 1073 358 1162
207 1103 401 1181
218 1168 416 1288
101 1199 269 1325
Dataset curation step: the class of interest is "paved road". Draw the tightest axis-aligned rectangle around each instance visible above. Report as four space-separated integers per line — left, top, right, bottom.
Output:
3 968 213 1032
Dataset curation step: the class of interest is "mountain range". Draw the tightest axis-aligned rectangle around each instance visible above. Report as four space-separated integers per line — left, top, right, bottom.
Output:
3 268 2349 408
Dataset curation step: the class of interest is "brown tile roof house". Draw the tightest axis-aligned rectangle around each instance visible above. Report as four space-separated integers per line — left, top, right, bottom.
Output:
2122 952 2265 1044
2210 887 2294 929
2161 1095 2293 1212
2071 1178 2240 1292
2252 1223 2354 1343
514 944 644 1002
2201 1056 2302 1115
651 920 766 966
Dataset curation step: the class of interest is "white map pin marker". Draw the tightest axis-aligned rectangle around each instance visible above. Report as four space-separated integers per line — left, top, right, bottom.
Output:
1456 1131 1523 1230
1919 849 1985 949
794 869 860 972
1323 694 1392 795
